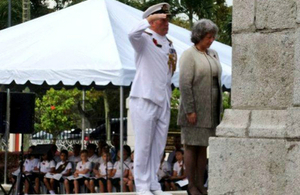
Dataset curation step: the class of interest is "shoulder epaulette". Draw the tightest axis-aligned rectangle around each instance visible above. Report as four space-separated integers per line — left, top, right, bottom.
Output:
144 31 152 36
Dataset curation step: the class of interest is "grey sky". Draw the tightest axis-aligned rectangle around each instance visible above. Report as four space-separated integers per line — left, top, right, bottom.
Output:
226 0 233 6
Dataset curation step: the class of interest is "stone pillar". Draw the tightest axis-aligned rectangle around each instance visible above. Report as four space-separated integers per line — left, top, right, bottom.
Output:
209 1 300 195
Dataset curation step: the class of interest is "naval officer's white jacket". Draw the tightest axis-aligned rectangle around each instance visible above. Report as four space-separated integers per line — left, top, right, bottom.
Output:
128 19 176 107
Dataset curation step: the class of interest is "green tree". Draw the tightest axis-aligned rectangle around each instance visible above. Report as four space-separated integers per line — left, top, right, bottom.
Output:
0 0 86 30
35 88 82 141
171 17 190 30
170 88 180 130
34 87 129 141
0 0 22 30
210 0 232 45
179 0 214 29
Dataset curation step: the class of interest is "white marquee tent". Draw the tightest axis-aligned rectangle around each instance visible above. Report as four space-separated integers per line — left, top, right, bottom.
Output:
0 0 232 88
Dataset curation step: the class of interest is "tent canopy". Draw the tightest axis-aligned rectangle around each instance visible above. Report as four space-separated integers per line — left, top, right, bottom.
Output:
0 0 232 89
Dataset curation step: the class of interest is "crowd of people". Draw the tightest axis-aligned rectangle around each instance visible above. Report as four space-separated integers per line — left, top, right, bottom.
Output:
11 137 193 195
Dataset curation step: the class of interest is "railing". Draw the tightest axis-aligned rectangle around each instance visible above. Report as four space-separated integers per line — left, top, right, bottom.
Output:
30 139 98 151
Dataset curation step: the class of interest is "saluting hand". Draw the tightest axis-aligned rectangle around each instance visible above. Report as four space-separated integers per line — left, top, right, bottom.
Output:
186 112 197 124
147 14 168 23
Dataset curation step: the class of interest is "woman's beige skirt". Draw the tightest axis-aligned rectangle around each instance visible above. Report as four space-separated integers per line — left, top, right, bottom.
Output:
181 127 216 146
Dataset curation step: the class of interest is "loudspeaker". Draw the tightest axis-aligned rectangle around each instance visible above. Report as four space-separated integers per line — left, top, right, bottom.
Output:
0 92 35 134
0 93 6 133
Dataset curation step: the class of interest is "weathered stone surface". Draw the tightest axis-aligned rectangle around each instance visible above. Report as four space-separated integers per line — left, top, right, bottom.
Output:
256 0 296 30
297 0 300 23
293 27 300 105
232 0 255 32
231 32 294 109
249 110 287 138
209 137 287 195
286 107 300 137
285 141 300 195
216 109 250 137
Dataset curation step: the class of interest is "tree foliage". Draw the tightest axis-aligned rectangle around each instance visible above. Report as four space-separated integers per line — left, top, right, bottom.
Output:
35 88 82 139
118 0 232 45
34 88 129 139
0 0 22 29
0 0 85 30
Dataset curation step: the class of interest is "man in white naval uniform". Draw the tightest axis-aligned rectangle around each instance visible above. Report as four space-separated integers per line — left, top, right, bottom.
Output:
128 3 177 195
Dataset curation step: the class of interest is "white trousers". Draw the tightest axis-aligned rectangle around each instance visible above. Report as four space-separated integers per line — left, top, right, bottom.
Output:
129 97 170 192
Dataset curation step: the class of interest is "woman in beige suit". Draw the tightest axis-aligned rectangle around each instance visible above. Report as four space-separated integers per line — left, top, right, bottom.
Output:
178 19 222 195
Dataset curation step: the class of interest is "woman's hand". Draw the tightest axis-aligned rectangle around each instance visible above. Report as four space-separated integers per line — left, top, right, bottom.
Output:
186 112 197 124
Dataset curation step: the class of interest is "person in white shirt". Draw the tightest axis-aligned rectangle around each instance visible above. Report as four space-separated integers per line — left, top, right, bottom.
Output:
88 149 113 193
44 150 72 194
110 150 129 192
68 144 81 164
22 146 39 195
128 3 176 195
167 136 182 168
126 151 135 192
64 150 92 194
169 150 186 191
34 151 55 194
157 152 171 191
121 145 132 192
123 145 132 169
87 143 99 164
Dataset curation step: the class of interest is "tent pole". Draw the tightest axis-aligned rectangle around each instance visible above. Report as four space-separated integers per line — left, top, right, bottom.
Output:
4 88 11 184
81 89 85 149
8 0 11 27
120 86 124 192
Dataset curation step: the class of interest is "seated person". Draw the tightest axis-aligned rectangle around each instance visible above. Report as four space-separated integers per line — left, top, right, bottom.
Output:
167 136 182 169
157 152 171 191
169 150 186 191
88 149 113 193
110 150 129 192
19 146 39 195
68 144 81 165
125 151 134 192
64 150 92 194
51 144 61 163
44 150 72 194
34 151 55 194
110 135 120 163
123 145 132 167
122 145 132 192
97 139 107 157
87 143 98 164
11 145 36 183
95 144 109 168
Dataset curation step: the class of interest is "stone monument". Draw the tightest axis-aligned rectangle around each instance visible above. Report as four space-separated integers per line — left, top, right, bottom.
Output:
209 0 300 194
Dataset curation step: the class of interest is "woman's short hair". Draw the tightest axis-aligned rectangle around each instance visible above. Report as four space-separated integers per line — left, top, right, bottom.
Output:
191 19 219 44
